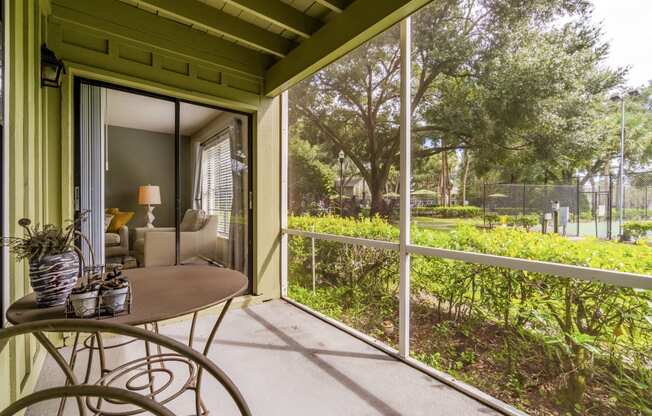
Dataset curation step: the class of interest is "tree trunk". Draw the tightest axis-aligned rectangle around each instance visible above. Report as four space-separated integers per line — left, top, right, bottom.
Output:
370 190 384 216
438 144 451 206
369 174 389 216
460 150 470 205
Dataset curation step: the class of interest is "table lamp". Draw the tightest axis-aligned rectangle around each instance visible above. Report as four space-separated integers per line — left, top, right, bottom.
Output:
138 185 161 228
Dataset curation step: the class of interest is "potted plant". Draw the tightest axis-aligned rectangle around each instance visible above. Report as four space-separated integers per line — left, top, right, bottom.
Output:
100 266 129 314
69 280 101 318
2 215 86 307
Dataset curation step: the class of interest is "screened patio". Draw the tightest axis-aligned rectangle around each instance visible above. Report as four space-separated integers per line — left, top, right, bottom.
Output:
1 0 650 416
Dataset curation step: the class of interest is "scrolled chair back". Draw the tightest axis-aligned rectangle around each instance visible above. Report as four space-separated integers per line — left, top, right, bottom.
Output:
0 319 252 416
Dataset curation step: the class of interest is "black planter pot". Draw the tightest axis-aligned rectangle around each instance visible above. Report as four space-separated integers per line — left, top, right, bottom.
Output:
29 251 80 307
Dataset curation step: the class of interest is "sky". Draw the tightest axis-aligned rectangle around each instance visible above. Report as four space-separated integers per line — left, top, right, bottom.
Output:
589 0 652 87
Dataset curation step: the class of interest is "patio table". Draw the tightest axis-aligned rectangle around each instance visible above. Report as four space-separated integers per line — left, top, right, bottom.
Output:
6 265 248 415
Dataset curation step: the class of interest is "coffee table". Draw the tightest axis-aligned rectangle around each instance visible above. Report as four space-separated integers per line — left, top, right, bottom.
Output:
6 265 248 415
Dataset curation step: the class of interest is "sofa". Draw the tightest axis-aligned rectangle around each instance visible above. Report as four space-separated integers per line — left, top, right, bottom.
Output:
134 213 219 267
105 225 129 258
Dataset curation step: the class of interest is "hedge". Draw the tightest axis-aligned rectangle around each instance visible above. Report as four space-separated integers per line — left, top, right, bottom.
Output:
287 215 652 414
431 205 482 218
623 220 652 240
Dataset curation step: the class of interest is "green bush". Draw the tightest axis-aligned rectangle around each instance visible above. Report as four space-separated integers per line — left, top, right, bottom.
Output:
431 205 482 218
505 214 540 230
623 220 652 240
412 206 435 217
287 215 652 414
484 212 500 226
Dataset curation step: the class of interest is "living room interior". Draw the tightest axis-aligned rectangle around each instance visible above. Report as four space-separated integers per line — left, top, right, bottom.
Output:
83 84 250 274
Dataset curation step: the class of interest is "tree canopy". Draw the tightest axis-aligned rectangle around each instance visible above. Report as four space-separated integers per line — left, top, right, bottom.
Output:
288 0 652 215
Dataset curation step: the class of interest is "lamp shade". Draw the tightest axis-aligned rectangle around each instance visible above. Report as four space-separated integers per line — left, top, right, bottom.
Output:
138 185 161 205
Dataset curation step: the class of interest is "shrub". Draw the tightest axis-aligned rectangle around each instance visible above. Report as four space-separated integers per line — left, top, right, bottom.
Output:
287 215 652 414
485 213 500 226
412 206 435 217
431 205 482 218
623 220 652 240
506 214 540 230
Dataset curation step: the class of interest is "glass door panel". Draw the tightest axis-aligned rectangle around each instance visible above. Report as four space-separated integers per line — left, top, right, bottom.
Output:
179 102 249 274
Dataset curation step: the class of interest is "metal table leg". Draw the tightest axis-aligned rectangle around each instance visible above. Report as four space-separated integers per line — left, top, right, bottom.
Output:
193 298 234 416
32 331 86 416
56 332 81 416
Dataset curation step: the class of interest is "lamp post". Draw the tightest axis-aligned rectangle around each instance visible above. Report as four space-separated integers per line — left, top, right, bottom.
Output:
338 150 345 217
610 90 639 238
551 200 560 234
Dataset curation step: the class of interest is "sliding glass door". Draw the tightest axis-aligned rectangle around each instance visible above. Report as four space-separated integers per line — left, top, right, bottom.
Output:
75 79 252 279
0 0 5 326
179 102 249 275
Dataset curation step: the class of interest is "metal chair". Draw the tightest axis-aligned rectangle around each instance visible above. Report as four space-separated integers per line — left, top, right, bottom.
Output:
0 386 174 416
0 319 252 416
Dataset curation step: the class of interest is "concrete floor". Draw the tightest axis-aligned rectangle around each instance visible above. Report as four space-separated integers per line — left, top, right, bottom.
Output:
28 300 499 415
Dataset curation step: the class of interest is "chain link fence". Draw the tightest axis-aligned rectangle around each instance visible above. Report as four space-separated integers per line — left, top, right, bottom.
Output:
620 171 652 221
468 174 650 239
467 176 621 239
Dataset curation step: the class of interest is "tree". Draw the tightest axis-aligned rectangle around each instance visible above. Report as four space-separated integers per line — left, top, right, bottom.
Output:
290 0 603 215
576 84 652 185
288 137 336 214
290 26 401 215
419 20 624 185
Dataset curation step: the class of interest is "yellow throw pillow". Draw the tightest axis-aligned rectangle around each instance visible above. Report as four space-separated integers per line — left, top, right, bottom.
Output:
106 207 120 215
107 211 134 233
104 214 114 232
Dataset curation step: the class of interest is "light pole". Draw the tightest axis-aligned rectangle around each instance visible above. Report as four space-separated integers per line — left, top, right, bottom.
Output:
611 90 639 238
338 150 345 217
551 200 560 234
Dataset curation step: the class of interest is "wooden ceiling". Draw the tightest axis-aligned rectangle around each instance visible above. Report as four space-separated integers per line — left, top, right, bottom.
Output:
66 0 432 96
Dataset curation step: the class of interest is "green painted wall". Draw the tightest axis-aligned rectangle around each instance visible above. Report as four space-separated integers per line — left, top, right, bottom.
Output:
0 0 53 410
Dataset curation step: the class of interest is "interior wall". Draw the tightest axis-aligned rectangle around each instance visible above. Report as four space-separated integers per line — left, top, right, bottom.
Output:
105 125 191 231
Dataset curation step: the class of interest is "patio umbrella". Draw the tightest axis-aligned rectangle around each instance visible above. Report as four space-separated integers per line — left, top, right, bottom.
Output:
488 193 508 198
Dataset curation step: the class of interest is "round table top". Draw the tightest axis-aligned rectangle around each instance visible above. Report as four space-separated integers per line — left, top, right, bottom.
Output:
6 265 248 326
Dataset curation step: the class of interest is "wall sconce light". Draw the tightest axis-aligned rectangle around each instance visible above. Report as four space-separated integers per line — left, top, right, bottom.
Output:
40 44 65 88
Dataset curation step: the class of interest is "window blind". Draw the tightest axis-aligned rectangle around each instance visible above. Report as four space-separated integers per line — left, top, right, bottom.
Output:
201 136 232 236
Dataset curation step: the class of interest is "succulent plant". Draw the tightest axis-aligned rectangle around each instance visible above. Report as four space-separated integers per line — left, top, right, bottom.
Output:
2 211 89 262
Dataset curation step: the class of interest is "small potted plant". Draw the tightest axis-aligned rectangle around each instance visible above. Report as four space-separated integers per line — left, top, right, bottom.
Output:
100 266 129 314
69 280 101 318
2 215 87 307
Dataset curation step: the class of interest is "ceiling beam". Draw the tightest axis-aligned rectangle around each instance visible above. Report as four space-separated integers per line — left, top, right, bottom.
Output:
264 0 432 96
222 0 322 39
137 0 294 58
314 0 349 13
52 0 272 77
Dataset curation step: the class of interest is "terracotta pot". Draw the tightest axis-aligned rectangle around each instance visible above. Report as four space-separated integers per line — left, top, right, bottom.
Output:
29 251 80 308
